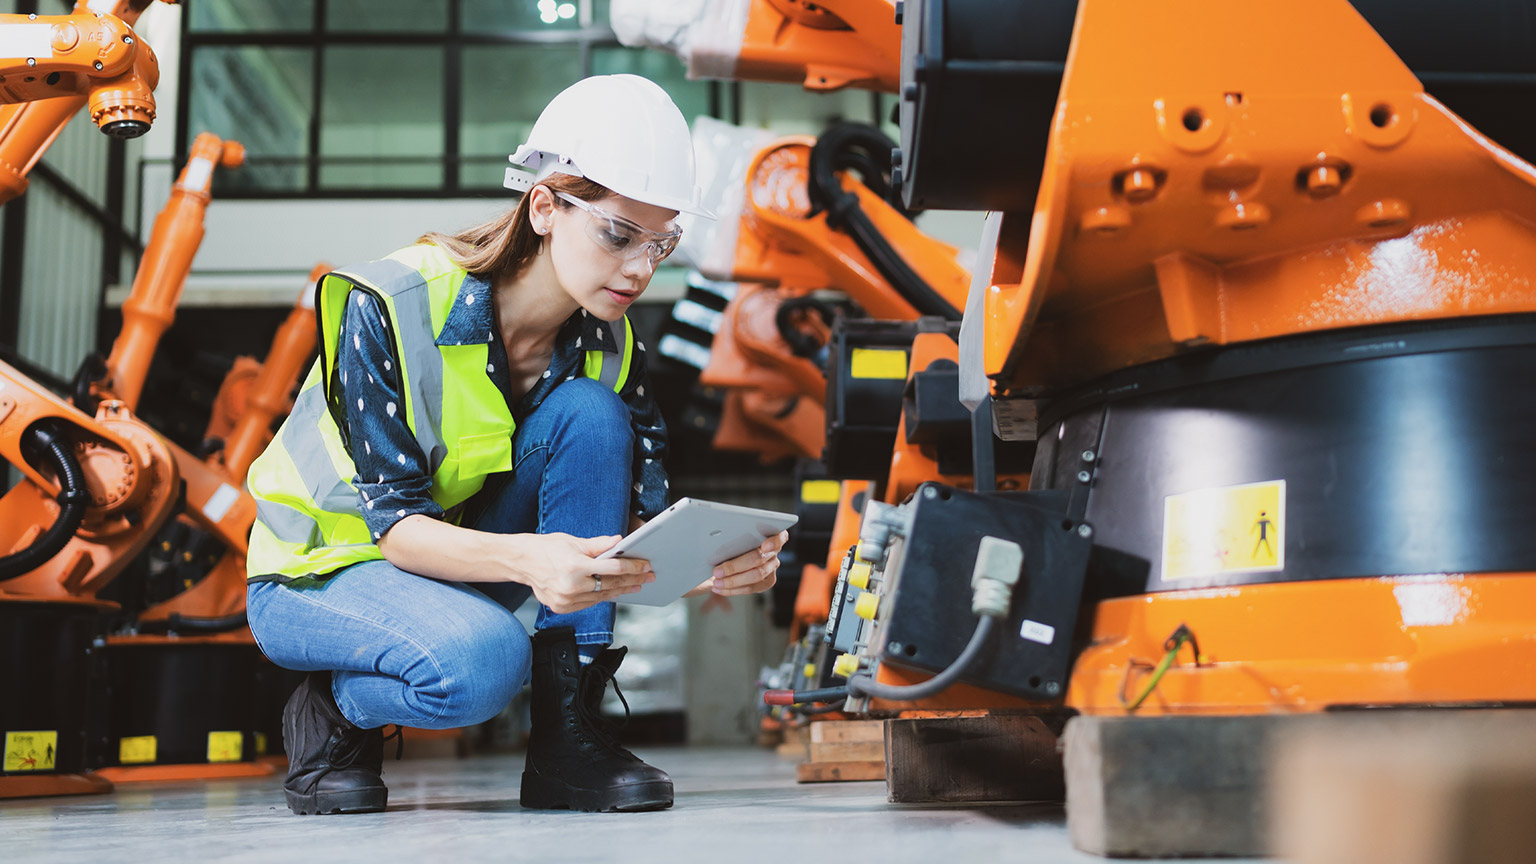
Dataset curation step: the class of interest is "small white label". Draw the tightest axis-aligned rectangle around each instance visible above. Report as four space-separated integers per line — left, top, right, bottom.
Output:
181 157 215 193
1020 619 1056 645
0 25 55 61
202 483 240 523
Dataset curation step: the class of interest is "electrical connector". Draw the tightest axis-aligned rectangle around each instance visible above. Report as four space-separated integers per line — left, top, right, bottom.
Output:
970 535 1024 618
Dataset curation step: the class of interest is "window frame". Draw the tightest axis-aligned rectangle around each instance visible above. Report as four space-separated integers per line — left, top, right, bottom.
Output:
175 0 725 199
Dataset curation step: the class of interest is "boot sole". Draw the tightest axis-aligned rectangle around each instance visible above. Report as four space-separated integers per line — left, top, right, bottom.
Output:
520 771 673 812
285 786 388 815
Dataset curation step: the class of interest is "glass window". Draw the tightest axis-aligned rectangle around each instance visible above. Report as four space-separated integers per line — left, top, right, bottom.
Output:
462 0 583 33
319 46 446 189
190 0 315 33
590 47 712 125
189 47 314 192
459 45 582 189
326 0 447 33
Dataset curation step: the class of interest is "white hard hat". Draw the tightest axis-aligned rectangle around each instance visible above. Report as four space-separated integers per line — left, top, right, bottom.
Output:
505 74 714 218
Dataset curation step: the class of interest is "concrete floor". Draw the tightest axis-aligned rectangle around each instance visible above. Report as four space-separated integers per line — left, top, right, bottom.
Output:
3 747 1268 863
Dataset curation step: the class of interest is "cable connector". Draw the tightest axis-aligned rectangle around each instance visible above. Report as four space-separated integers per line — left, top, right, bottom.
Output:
970 535 1023 618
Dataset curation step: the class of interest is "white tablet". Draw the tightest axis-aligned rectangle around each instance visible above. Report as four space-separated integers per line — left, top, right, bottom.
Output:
598 497 798 607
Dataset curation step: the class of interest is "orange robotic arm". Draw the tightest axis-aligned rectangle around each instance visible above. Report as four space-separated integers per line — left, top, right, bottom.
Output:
0 6 160 138
0 1 168 204
612 0 900 93
100 132 244 413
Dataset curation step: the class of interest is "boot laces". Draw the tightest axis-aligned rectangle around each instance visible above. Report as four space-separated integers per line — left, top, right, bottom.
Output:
577 662 631 751
325 724 404 767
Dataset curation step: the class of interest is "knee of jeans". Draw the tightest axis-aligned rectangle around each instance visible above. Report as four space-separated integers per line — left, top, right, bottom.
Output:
546 377 632 452
432 615 531 727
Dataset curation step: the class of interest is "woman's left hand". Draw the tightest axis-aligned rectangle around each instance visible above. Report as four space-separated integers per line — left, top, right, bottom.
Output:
685 530 789 598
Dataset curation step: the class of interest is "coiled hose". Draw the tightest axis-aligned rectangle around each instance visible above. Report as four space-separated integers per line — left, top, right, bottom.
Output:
806 124 961 321
0 423 91 580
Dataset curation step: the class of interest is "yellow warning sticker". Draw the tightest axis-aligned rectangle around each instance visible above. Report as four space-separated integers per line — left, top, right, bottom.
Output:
1162 480 1285 582
119 736 157 765
849 348 908 380
207 731 244 763
4 731 57 772
800 479 841 504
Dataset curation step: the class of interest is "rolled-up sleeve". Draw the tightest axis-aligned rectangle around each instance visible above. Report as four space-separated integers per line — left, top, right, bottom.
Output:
337 288 444 540
619 337 670 520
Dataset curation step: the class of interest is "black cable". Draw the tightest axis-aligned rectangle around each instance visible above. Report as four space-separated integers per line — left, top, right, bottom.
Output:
70 352 107 417
136 611 250 634
794 699 848 716
0 423 91 580
807 124 960 321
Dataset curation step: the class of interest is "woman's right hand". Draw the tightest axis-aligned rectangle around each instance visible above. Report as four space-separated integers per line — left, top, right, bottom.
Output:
509 533 654 614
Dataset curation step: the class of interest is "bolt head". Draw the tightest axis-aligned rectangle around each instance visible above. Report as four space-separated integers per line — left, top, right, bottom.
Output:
1045 681 1061 695
26 58 35 67
1081 450 1096 462
887 642 903 655
922 486 938 499
1077 524 1093 538
1076 470 1092 484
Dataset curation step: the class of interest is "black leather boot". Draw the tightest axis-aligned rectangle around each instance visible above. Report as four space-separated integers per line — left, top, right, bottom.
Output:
520 627 673 812
282 671 388 815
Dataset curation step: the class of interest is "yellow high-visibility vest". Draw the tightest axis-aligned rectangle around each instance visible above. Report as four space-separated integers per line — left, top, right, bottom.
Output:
245 244 634 581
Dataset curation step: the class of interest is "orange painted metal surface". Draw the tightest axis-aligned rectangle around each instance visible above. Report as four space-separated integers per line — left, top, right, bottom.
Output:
0 772 112 799
738 138 969 318
735 0 900 93
1069 574 1536 716
984 0 1536 395
96 761 277 784
0 1 164 204
0 385 179 601
0 6 161 129
216 267 323 480
882 332 1029 505
792 479 870 629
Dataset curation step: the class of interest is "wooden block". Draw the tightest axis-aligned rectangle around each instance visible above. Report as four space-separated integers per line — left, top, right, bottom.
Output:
775 724 809 760
1272 710 1536 864
1064 713 1290 858
796 760 886 783
810 719 886 744
811 739 885 763
885 713 1064 804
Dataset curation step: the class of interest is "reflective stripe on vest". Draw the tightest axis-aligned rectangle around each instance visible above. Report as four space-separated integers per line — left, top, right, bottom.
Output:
246 245 635 581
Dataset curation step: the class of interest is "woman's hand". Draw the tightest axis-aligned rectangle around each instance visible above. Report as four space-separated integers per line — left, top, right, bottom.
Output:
511 533 655 614
685 530 789 598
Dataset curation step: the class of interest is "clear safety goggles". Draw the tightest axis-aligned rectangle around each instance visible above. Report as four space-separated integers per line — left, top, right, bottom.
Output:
555 191 682 269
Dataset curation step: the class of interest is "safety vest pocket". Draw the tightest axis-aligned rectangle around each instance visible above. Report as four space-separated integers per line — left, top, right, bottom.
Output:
451 431 513 481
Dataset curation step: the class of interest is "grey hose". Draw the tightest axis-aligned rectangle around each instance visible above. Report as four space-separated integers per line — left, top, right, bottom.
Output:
845 615 997 701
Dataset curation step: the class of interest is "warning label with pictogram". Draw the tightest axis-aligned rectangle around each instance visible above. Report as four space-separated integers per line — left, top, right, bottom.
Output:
1162 480 1285 582
4 730 58 772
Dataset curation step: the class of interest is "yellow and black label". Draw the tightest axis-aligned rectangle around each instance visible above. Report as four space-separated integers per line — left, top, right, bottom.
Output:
255 732 268 757
849 348 907 380
1162 480 1285 581
207 731 244 763
119 736 157 765
4 731 57 772
800 479 841 504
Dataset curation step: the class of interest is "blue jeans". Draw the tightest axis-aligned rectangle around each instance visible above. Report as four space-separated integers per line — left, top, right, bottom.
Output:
247 377 633 729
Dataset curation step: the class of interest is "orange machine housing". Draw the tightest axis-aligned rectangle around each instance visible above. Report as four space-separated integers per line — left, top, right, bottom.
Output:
961 0 1536 716
703 135 969 459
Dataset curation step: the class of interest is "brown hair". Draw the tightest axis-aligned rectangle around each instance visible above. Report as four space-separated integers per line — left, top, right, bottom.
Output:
417 173 612 282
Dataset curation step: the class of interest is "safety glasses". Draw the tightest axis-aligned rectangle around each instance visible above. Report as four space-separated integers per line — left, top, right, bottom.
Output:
555 191 682 269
